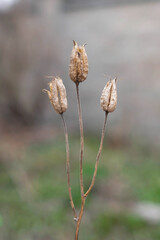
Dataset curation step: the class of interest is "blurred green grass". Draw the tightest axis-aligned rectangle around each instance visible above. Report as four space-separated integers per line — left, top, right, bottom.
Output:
0 135 160 240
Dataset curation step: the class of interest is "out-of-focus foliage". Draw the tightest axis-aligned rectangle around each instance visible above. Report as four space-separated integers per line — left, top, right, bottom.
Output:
0 135 160 240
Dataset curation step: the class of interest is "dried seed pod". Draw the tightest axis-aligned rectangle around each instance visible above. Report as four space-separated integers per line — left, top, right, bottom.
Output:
43 77 68 114
108 78 117 112
100 78 117 113
69 40 88 84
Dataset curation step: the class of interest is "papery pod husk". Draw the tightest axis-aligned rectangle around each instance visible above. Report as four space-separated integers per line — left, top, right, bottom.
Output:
100 80 112 112
108 78 117 112
69 40 88 84
100 78 117 112
43 77 68 114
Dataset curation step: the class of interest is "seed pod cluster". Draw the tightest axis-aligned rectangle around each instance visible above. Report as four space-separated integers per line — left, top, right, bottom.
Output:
100 78 117 113
69 40 88 84
43 77 68 114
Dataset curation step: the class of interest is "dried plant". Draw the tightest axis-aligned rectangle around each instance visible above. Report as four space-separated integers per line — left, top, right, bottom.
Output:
43 41 118 240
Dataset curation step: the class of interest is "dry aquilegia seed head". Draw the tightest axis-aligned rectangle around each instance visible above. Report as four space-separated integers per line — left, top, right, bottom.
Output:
43 77 68 114
69 40 88 84
100 78 117 113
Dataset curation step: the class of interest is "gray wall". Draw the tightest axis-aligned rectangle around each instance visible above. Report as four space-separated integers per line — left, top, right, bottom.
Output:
1 0 160 144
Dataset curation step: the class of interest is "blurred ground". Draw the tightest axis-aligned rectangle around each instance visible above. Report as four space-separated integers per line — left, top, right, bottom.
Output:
0 130 160 240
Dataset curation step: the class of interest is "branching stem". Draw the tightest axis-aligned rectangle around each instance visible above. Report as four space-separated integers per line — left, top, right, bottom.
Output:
75 84 108 240
75 197 85 240
75 111 108 239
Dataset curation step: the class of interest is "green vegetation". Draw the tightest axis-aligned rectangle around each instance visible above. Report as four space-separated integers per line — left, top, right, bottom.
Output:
0 135 160 240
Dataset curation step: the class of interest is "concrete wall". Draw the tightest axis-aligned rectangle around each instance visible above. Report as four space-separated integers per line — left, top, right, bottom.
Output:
46 0 160 145
1 0 160 144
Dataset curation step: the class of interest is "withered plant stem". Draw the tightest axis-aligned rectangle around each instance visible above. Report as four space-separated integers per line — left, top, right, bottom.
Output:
75 83 85 240
84 111 108 197
75 197 85 240
75 111 108 240
76 83 84 197
61 114 78 220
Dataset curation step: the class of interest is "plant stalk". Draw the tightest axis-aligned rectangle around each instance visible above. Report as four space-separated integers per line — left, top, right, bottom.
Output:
61 113 78 220
75 197 85 240
84 111 108 197
75 86 108 239
75 112 108 239
75 83 85 240
76 83 84 197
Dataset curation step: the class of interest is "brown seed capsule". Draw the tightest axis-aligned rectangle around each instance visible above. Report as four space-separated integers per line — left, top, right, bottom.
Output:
69 40 88 84
100 78 117 113
43 77 68 114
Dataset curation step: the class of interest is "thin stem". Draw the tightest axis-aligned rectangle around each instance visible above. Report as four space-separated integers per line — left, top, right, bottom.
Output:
75 198 85 240
61 114 78 220
74 83 85 240
84 111 108 197
76 83 84 197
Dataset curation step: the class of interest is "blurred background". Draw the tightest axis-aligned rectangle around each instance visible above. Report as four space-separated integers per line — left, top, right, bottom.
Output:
0 0 160 239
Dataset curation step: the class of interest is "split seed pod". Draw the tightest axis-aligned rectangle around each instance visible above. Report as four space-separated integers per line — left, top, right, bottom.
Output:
43 77 68 114
69 40 88 84
100 78 117 112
